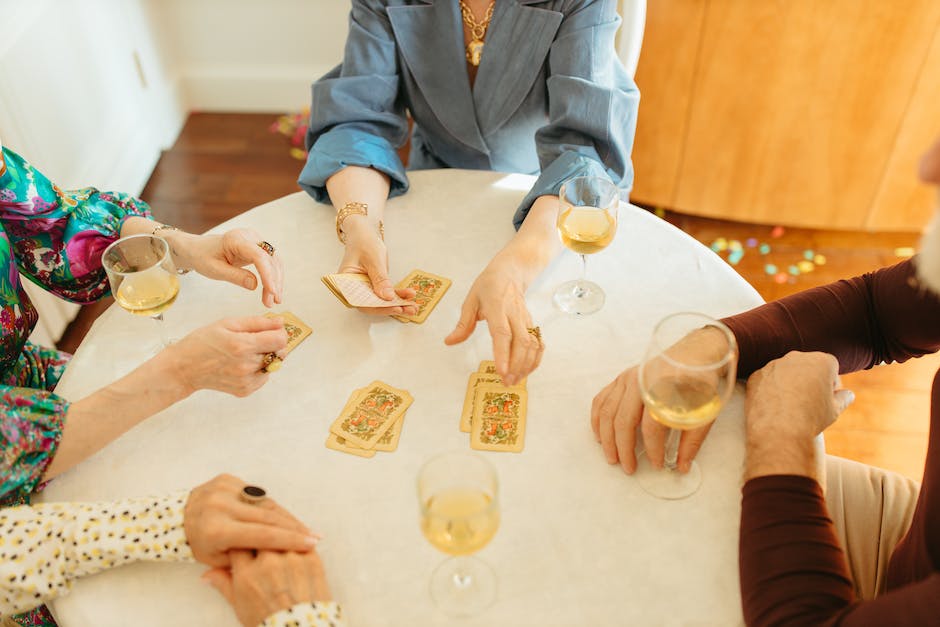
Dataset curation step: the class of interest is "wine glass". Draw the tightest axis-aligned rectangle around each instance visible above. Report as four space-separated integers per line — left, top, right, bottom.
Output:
635 312 738 499
102 234 179 348
553 175 620 315
417 452 500 617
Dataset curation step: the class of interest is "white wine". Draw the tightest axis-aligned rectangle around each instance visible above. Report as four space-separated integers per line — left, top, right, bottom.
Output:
115 271 180 317
645 376 722 431
421 489 499 556
557 206 617 255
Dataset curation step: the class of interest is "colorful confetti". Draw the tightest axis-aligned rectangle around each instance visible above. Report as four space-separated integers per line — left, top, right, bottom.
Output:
710 238 728 252
773 272 788 284
788 265 800 276
771 226 785 238
729 239 743 252
895 247 916 258
797 260 815 273
746 238 758 248
764 264 778 275
759 243 771 255
814 254 827 266
728 249 745 265
654 207 667 219
803 250 815 261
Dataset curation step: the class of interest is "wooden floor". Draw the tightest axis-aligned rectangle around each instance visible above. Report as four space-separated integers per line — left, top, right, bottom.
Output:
129 113 931 481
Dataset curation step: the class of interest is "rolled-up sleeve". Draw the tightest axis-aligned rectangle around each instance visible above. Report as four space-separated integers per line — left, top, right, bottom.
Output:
299 0 410 203
513 0 639 228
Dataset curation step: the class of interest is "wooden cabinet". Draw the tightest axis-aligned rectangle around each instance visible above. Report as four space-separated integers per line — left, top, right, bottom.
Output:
630 0 940 231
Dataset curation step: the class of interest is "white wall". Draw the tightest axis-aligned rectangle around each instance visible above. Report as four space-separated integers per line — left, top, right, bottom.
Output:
0 0 185 193
147 0 349 112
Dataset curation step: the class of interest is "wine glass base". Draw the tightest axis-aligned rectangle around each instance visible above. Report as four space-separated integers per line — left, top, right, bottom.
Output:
430 556 496 617
634 453 703 500
552 279 605 315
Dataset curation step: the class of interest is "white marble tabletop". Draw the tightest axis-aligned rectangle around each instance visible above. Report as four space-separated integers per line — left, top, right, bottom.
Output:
42 169 768 626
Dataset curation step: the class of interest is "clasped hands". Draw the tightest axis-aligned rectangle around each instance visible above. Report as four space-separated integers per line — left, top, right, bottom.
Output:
185 475 331 627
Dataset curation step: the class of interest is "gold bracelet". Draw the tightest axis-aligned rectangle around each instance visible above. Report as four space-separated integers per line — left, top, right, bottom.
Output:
335 202 384 244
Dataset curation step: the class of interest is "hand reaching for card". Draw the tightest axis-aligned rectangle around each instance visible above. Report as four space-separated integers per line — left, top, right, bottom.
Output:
338 228 417 316
445 256 544 387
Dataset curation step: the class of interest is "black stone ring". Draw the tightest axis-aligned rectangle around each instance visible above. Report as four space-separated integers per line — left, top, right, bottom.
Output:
240 485 267 505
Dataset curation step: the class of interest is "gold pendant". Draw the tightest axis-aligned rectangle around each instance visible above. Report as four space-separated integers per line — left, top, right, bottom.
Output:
466 39 484 66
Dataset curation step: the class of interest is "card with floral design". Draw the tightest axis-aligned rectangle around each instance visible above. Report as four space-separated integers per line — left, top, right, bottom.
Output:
329 381 412 449
470 384 527 453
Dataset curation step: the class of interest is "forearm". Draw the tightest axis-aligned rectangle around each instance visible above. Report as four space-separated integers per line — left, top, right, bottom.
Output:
0 493 193 616
494 195 563 289
744 424 818 481
42 350 192 480
325 166 390 239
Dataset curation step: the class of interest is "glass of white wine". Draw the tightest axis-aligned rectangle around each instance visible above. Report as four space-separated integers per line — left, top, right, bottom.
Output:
417 452 500 617
553 175 620 315
102 234 180 348
635 312 737 499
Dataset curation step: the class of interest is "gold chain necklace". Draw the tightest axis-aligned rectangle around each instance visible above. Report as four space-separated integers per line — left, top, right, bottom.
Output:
459 0 496 66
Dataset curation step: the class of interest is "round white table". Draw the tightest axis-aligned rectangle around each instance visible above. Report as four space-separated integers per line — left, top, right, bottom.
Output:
42 169 767 626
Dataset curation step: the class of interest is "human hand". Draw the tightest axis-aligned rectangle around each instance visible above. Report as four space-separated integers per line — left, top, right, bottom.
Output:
339 226 416 316
203 549 332 627
745 351 855 441
591 326 732 474
444 255 543 386
166 316 288 397
184 474 320 568
173 228 284 308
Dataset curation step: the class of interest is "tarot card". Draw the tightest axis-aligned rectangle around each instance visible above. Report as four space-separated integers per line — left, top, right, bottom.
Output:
393 269 451 324
470 384 527 453
263 311 312 354
460 373 503 433
321 273 413 308
325 433 376 458
330 381 413 449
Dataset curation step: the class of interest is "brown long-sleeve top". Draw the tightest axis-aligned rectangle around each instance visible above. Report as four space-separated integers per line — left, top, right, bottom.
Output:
722 260 940 625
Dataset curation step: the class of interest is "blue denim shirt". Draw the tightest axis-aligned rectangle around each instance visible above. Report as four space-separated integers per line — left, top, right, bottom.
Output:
299 0 639 229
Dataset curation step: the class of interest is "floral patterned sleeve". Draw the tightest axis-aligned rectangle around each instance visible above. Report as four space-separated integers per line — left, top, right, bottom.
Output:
0 145 152 304
0 492 193 618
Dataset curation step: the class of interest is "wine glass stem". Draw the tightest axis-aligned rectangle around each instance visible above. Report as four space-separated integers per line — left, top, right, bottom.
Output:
580 253 588 282
152 313 170 348
664 428 681 471
452 557 473 590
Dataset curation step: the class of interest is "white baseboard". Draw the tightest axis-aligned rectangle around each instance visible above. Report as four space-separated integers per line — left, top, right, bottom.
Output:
178 64 334 112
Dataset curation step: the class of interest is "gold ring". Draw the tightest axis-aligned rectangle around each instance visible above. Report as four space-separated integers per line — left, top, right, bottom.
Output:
260 352 282 373
527 326 542 344
257 241 276 256
240 485 267 505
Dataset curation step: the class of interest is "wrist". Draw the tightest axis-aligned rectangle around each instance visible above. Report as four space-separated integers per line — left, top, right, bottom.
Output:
151 344 198 399
744 428 817 480
152 227 198 273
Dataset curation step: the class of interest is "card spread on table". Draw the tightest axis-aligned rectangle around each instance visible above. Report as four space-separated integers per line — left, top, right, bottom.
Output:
329 381 412 450
393 269 451 323
321 273 413 309
325 433 376 458
460 373 505 432
469 384 528 453
478 360 499 375
263 311 312 354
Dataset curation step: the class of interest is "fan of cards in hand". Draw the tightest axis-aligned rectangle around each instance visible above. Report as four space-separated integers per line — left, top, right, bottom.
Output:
321 269 451 323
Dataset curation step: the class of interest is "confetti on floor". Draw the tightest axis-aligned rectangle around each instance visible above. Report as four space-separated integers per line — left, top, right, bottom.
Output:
895 247 916 258
771 226 785 238
759 243 771 255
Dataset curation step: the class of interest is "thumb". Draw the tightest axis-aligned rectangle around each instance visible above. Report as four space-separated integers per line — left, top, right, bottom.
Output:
210 262 258 291
364 263 395 301
201 567 235 603
445 300 479 345
833 388 855 416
